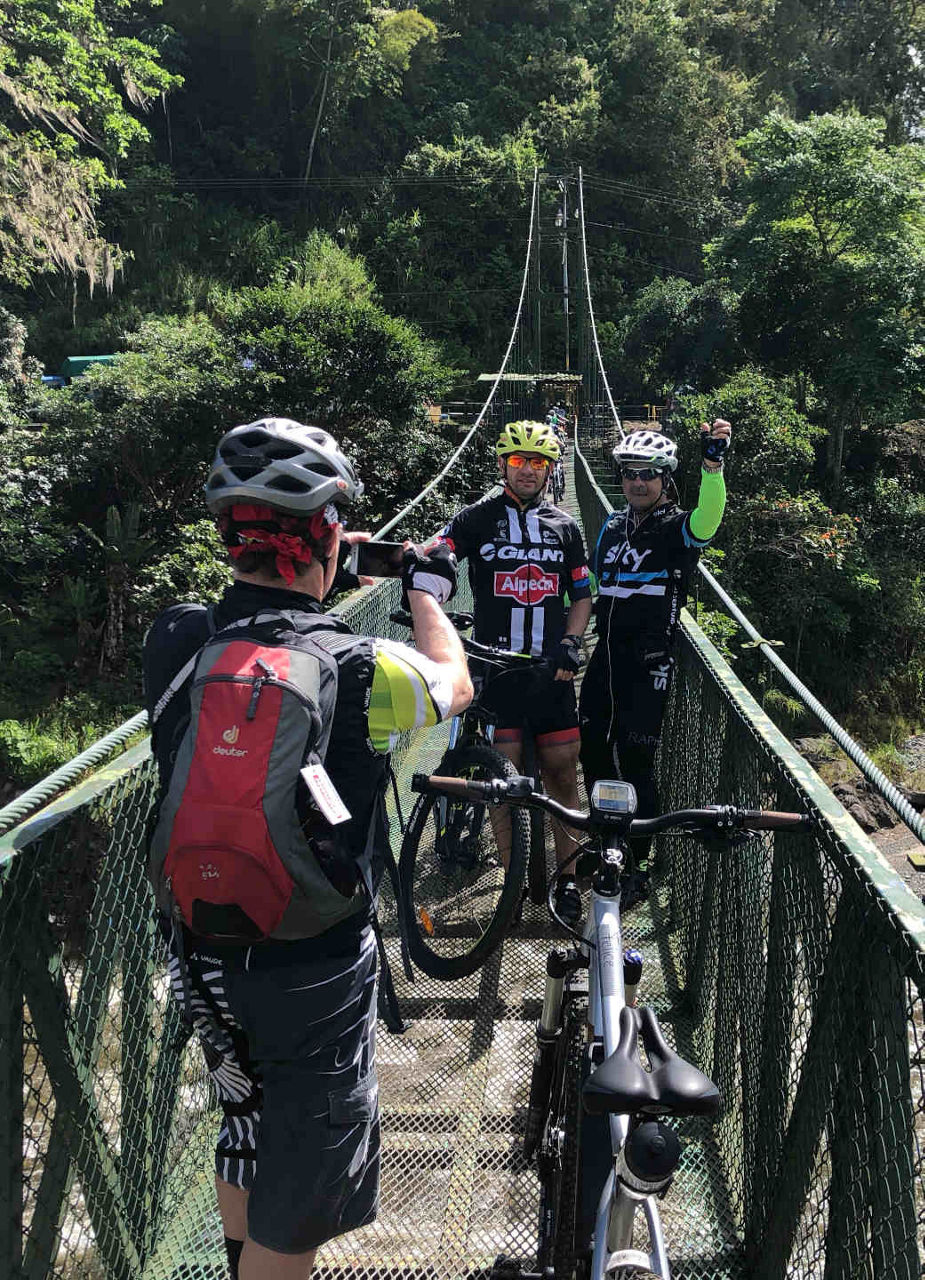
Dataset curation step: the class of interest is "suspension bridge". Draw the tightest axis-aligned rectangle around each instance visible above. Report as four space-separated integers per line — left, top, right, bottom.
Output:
1 170 923 1280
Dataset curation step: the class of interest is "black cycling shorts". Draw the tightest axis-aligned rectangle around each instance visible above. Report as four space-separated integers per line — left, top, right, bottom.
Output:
479 665 579 746
169 928 379 1254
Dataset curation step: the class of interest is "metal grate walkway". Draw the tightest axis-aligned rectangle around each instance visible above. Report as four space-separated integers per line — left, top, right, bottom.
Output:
141 447 744 1280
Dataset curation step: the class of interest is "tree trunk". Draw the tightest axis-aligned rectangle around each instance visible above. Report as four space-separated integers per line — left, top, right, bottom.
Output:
100 564 126 672
304 1 341 183
825 413 847 496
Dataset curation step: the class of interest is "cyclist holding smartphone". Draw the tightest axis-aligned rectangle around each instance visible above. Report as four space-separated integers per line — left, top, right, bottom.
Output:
144 417 472 1280
580 420 731 861
434 420 592 923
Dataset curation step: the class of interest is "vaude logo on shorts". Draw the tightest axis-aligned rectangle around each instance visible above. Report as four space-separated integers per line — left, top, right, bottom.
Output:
479 541 563 564
494 564 560 603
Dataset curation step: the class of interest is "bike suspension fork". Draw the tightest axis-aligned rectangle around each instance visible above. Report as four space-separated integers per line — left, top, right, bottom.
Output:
438 715 465 834
523 948 586 1160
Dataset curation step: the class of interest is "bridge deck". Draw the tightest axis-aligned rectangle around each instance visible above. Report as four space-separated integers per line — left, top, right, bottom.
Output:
142 455 742 1280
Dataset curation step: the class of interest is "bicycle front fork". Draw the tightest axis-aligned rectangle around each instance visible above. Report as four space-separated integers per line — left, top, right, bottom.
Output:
523 948 584 1160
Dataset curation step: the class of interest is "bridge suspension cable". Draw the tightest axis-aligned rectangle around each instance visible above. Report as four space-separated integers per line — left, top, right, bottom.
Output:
375 167 541 539
577 166 624 443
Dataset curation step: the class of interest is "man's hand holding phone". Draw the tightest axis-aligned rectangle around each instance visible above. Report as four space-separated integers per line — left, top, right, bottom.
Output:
401 542 458 606
339 534 458 606
345 538 407 579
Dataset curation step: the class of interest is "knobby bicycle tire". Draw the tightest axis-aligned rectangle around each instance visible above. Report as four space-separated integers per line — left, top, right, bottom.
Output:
522 737 548 906
551 996 588 1280
528 808 548 906
399 742 529 980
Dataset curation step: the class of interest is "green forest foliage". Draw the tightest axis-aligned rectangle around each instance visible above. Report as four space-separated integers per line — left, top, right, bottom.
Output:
1 0 924 791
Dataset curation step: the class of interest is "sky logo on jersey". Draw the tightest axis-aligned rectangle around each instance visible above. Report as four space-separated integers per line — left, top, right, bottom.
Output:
494 564 560 603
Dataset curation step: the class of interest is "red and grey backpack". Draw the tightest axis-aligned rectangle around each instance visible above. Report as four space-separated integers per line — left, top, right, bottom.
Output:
148 608 372 944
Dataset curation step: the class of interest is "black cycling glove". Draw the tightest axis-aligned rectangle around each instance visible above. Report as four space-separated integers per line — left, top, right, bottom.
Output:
701 432 729 466
401 542 458 607
552 634 583 675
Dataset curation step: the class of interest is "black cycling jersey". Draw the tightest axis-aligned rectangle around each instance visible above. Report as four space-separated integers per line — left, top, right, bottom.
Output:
438 489 591 657
591 500 710 653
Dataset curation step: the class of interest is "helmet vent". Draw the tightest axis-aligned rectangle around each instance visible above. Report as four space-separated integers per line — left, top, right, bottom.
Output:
228 463 264 480
266 475 310 493
262 441 302 460
239 430 273 448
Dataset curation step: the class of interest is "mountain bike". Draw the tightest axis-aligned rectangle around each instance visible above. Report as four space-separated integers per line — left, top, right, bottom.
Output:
392 610 554 980
550 457 567 505
412 769 811 1277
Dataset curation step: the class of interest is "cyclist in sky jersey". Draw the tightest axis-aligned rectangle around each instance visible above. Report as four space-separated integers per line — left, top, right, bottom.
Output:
580 420 731 861
435 420 592 922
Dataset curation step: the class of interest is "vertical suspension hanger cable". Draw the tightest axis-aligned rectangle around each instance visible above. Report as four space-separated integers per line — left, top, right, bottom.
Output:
577 166 624 441
375 166 541 538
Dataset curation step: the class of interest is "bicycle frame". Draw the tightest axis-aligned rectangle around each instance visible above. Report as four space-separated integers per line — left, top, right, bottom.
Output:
584 865 672 1278
409 771 810 1280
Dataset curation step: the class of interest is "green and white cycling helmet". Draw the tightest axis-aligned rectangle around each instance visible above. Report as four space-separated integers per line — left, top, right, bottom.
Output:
613 429 678 473
496 420 561 462
205 417 364 515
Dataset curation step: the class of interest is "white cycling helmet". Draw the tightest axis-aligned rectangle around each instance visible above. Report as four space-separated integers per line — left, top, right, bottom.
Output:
612 429 679 473
205 417 363 515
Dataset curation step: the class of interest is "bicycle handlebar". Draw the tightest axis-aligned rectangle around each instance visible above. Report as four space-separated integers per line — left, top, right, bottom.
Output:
390 608 474 630
390 609 548 668
411 773 812 836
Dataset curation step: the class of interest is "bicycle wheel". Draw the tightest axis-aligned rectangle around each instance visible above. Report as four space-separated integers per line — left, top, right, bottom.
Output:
551 997 589 1280
528 809 547 906
399 742 529 980
522 739 548 906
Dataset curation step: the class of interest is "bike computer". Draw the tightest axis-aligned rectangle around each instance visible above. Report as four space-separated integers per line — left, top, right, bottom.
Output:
590 780 638 818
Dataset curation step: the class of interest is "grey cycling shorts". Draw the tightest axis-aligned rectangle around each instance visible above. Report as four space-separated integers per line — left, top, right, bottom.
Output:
168 927 380 1253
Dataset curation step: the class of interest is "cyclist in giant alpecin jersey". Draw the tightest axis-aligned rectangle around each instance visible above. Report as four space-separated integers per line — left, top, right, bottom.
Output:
436 420 592 923
580 421 731 860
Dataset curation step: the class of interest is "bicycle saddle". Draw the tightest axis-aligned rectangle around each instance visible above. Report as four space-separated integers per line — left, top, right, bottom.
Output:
582 1006 721 1118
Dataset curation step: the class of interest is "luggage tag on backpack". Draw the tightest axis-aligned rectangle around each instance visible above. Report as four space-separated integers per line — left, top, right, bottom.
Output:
301 763 352 825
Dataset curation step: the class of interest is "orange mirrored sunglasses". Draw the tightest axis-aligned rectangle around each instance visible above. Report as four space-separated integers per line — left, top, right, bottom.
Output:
506 454 550 472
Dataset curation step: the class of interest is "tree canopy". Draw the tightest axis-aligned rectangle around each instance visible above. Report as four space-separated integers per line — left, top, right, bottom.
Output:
1 0 925 786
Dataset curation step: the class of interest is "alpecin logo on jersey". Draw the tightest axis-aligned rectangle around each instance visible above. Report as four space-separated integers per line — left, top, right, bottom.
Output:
494 564 560 604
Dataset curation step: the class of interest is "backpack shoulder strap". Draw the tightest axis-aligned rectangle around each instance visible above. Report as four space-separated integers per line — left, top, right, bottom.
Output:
151 605 224 727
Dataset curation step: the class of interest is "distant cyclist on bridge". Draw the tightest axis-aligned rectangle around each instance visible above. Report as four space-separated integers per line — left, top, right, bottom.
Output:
434 419 592 922
580 419 731 857
143 418 472 1280
544 405 569 505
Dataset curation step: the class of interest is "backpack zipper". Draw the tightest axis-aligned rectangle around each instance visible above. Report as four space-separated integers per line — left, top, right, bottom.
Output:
192 671 319 719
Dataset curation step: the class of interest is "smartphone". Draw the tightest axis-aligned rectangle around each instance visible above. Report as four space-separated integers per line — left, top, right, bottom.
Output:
347 540 406 577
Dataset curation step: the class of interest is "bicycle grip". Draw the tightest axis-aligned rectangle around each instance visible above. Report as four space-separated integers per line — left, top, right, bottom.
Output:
741 811 811 830
411 773 492 799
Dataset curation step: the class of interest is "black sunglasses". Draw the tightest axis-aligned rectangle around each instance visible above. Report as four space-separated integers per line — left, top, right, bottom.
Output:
620 465 664 481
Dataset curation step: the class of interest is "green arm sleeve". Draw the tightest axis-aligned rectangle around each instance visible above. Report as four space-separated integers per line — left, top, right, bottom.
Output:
688 469 727 544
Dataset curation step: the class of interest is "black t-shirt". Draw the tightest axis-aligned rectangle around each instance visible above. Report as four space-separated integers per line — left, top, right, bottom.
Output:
438 490 591 656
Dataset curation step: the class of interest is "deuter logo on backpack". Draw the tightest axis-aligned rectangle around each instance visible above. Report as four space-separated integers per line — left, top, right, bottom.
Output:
148 617 365 943
214 723 247 757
